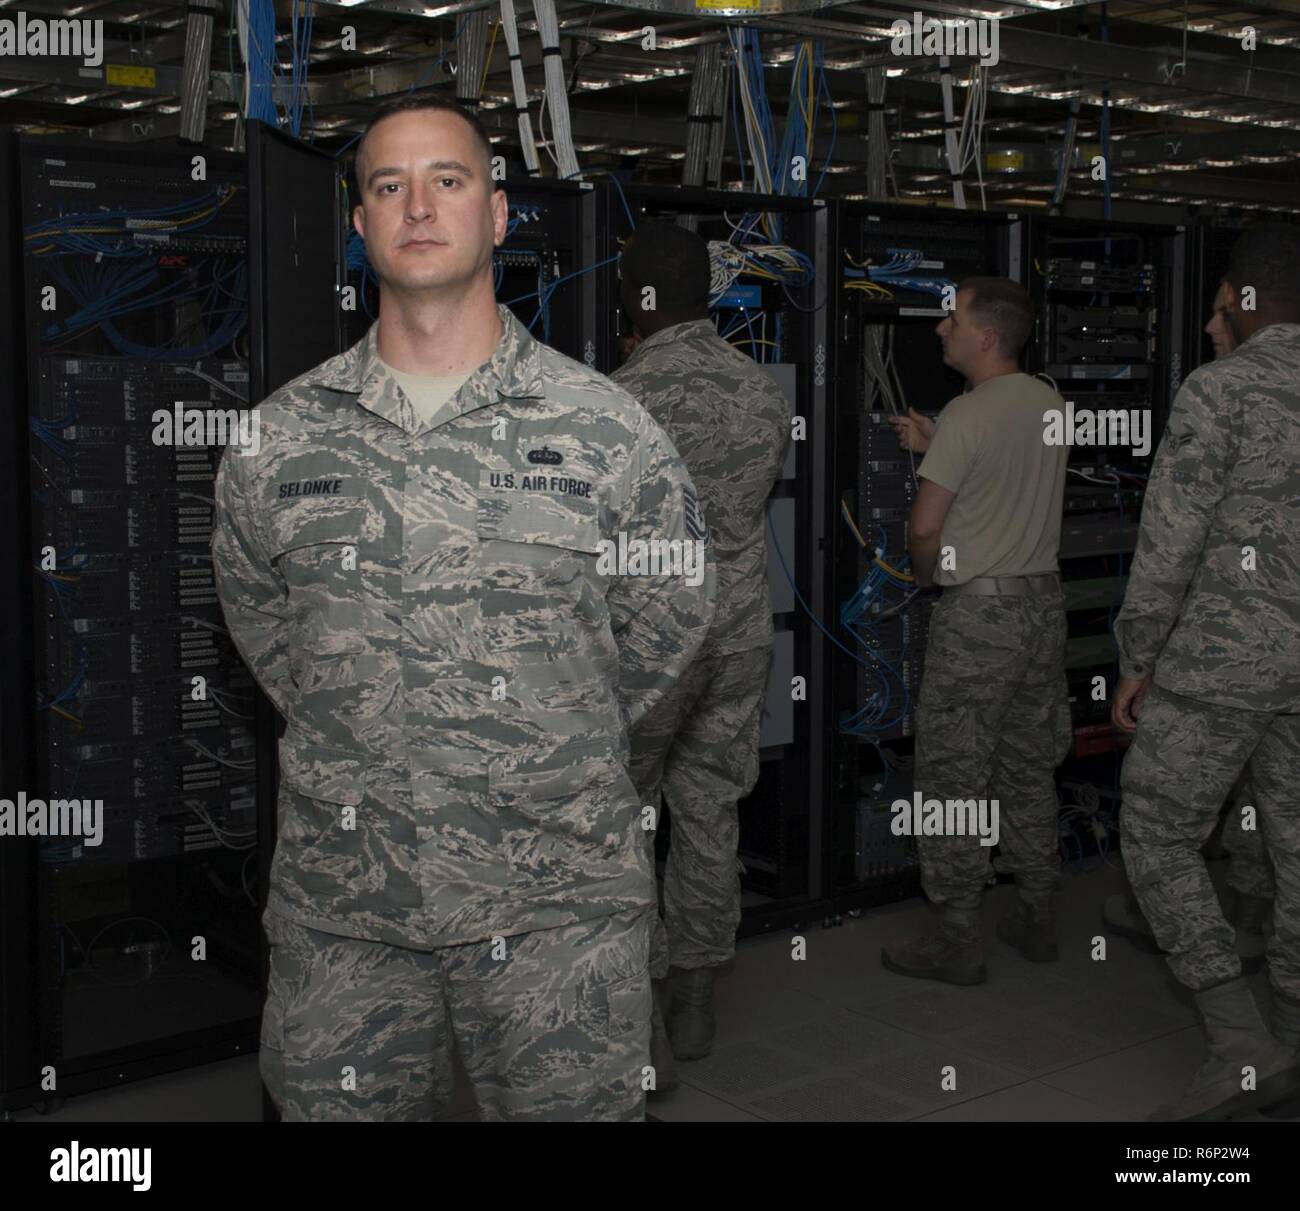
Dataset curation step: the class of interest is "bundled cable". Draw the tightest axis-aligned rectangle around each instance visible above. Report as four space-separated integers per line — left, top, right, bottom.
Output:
286 0 315 138
938 55 966 209
864 65 890 200
683 43 725 190
236 0 278 125
839 517 916 738
847 246 954 300
499 0 539 175
531 0 580 179
456 10 490 109
707 237 814 306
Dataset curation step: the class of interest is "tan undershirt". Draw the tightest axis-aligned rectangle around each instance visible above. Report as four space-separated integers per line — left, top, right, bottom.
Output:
382 361 474 431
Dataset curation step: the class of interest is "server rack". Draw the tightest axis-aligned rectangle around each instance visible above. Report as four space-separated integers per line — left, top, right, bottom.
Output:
4 136 262 1113
597 183 832 934
1023 215 1187 862
0 131 41 1115
829 202 1020 916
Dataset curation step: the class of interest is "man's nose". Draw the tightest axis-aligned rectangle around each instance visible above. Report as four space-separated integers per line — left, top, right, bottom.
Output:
405 182 434 222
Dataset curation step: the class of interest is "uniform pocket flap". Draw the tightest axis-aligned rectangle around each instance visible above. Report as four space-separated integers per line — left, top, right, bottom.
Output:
488 736 621 801
477 479 601 554
269 500 367 558
279 736 367 805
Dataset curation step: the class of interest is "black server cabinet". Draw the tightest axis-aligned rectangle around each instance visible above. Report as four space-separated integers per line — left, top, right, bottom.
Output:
1023 215 1187 860
596 184 833 935
4 136 261 1114
829 202 1019 915
0 132 41 1115
244 123 353 1123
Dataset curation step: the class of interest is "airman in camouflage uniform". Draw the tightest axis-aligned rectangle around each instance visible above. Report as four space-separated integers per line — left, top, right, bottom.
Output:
213 99 714 1121
1113 223 1300 1120
1103 288 1275 968
612 222 790 1070
880 279 1071 986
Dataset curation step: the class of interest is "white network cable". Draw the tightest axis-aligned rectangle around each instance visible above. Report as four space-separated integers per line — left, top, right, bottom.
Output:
955 64 988 210
186 737 255 769
729 28 773 196
938 55 966 210
531 0 580 179
499 0 540 176
175 364 248 403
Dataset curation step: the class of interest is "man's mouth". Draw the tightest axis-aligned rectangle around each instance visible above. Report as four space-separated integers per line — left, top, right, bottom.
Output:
400 239 446 249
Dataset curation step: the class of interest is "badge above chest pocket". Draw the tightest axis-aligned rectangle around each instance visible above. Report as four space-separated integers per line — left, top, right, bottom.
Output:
476 471 603 654
268 496 398 654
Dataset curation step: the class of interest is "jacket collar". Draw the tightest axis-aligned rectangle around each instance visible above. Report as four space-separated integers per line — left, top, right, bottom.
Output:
1242 322 1300 348
623 318 715 369
302 304 545 434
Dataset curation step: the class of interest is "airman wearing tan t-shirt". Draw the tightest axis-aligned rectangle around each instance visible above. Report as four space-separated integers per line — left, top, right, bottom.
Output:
880 277 1072 987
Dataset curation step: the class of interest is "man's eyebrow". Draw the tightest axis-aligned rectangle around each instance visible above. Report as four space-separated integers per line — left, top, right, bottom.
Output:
366 160 476 189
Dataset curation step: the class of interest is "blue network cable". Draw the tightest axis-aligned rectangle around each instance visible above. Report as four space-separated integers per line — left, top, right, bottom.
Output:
766 507 914 744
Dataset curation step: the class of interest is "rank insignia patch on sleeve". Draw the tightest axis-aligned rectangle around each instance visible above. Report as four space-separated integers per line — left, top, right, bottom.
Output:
683 485 708 543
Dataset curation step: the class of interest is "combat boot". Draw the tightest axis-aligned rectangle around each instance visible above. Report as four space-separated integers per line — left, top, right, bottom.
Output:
667 967 716 1061
881 911 986 986
1229 891 1272 975
1101 893 1162 954
1151 976 1300 1121
647 978 678 1094
996 901 1059 962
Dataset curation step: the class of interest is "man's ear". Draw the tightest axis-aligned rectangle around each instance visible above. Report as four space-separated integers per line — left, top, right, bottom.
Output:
352 204 366 241
491 187 509 247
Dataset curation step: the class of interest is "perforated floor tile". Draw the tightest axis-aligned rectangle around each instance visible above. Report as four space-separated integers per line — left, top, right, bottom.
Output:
856 984 1000 1037
771 1012 919 1065
683 1041 820 1100
748 1074 916 1122
853 1044 1021 1113
1048 991 1193 1044
948 1013 1111 1075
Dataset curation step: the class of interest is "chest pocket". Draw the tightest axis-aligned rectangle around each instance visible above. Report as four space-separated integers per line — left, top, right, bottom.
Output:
476 486 603 655
268 497 396 655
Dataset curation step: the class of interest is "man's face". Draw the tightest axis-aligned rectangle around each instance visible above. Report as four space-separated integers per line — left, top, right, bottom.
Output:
1205 281 1238 359
352 109 507 297
935 289 991 375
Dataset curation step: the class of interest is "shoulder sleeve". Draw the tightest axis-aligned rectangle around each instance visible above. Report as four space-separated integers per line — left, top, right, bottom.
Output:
1114 370 1237 678
917 397 977 493
606 407 716 731
211 439 295 718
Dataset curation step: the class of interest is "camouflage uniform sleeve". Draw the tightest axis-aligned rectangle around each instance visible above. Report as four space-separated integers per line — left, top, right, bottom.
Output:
1114 373 1237 679
608 408 717 732
211 442 295 717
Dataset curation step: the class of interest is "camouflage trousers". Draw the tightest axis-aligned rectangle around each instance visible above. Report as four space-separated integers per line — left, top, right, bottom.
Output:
1224 772 1277 899
628 644 770 979
1121 686 1300 997
259 906 653 1121
914 591 1072 912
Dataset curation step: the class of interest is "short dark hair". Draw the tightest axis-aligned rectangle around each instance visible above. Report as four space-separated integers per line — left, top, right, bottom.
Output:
1225 223 1300 305
959 276 1033 357
619 221 711 318
353 95 498 191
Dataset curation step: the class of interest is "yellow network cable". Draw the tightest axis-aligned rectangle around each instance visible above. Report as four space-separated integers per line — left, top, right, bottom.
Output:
873 555 915 582
840 499 867 548
479 20 500 97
